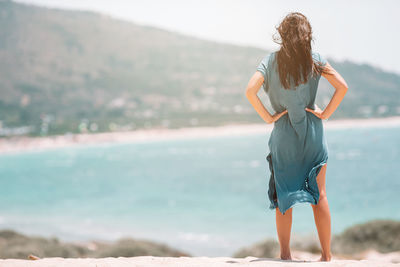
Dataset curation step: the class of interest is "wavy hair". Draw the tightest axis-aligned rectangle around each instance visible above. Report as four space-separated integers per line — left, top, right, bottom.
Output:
273 12 329 89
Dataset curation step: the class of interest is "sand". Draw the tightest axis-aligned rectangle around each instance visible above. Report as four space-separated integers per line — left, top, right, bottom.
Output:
1 251 400 267
1 116 400 155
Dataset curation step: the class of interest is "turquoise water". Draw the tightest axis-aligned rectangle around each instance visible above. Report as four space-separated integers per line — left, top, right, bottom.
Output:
0 125 399 256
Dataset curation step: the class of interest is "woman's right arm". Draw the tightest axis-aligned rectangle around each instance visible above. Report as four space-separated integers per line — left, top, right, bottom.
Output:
319 62 348 120
245 71 288 124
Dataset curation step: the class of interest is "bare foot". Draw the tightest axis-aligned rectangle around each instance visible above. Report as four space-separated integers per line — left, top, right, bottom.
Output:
319 252 332 261
280 254 292 260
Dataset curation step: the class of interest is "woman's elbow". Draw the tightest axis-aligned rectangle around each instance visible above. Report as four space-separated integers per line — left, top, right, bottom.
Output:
339 85 348 95
245 91 251 99
245 88 255 99
341 80 349 93
334 83 348 95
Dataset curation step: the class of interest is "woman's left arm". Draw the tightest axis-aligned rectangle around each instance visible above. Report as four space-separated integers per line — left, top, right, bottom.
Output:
245 71 287 124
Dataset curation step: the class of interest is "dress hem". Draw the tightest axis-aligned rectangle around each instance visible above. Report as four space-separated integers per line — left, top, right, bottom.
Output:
266 152 328 215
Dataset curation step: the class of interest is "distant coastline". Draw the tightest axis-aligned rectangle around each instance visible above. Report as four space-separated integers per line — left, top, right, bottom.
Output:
1 116 400 155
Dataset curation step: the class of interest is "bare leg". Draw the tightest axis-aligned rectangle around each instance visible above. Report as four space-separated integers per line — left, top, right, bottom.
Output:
311 163 332 261
276 206 293 260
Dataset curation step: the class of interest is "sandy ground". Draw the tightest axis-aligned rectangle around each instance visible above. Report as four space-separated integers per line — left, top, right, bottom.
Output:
1 116 400 155
0 250 399 267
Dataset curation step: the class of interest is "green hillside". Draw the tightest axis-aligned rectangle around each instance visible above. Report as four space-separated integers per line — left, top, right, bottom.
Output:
0 1 399 136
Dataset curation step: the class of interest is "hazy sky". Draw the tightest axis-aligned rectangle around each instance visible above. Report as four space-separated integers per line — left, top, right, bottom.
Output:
15 0 400 74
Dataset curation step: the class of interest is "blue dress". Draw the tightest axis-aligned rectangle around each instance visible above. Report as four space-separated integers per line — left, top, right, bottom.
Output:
256 51 329 215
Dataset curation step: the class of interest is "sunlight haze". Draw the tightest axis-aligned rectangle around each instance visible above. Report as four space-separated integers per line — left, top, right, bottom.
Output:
14 0 400 74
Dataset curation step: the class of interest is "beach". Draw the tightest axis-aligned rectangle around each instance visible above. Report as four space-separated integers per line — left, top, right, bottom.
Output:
1 252 400 267
1 116 400 155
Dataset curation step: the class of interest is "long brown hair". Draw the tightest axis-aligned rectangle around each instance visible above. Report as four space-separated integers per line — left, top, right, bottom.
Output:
273 12 329 89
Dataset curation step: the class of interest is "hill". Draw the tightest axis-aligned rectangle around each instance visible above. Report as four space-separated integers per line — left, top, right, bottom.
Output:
0 1 399 136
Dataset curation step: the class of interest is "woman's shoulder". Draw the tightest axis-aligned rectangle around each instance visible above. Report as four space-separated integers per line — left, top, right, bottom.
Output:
260 51 275 61
270 50 278 59
311 51 321 60
257 51 276 75
261 51 278 68
311 51 328 66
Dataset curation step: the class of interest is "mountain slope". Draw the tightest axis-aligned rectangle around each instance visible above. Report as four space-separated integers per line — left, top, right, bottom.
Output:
0 1 399 136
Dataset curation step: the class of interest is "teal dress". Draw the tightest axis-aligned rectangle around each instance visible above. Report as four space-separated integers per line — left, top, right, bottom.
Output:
256 51 329 215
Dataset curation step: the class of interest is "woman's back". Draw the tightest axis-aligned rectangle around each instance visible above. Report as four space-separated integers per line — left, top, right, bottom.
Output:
257 51 328 141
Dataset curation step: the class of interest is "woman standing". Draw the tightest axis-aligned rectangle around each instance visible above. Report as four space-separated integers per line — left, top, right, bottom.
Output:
245 12 348 262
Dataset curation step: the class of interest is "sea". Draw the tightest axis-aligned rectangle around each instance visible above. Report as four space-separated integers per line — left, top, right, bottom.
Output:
0 124 399 256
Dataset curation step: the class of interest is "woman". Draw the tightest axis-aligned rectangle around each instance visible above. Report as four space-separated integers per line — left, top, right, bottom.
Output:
245 12 348 262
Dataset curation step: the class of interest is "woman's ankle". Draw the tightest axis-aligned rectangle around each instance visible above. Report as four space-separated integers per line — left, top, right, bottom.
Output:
320 251 332 261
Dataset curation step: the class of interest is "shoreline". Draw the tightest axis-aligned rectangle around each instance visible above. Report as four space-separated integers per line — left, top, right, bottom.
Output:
1 116 400 155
